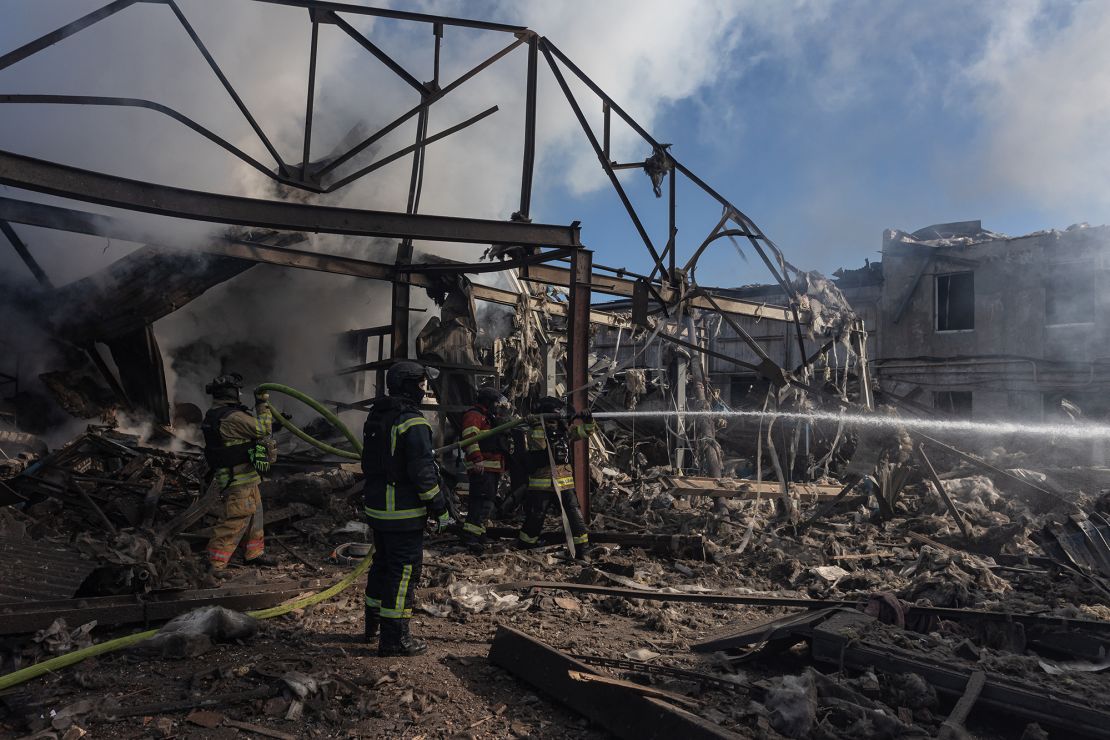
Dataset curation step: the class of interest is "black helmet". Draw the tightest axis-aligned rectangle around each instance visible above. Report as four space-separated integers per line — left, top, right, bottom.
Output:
205 373 243 400
477 386 511 420
386 361 439 402
535 395 564 416
475 386 504 408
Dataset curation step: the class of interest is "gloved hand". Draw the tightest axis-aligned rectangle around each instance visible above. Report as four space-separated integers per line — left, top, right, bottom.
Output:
254 387 270 403
250 443 271 473
553 437 570 464
434 511 452 534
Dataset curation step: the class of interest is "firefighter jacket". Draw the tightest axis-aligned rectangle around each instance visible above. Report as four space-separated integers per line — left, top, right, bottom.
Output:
362 396 447 531
525 418 589 492
202 399 273 489
460 405 506 474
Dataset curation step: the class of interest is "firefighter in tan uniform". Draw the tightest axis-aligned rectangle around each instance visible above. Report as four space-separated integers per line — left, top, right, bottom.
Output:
202 373 277 575
517 395 594 559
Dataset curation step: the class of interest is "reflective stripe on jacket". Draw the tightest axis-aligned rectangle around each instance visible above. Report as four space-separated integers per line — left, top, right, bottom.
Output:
363 406 446 531
461 406 504 473
211 400 272 489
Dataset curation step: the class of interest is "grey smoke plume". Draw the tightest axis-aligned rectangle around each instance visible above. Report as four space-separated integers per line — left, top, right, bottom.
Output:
0 0 750 420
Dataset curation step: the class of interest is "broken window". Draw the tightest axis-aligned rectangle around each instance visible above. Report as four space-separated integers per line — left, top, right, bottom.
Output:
935 272 974 332
1045 265 1095 326
934 390 972 417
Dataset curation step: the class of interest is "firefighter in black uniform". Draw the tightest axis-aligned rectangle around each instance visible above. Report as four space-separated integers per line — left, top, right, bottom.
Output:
517 395 595 559
362 361 450 657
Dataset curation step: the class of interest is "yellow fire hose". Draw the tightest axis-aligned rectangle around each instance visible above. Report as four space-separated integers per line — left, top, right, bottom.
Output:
0 383 371 691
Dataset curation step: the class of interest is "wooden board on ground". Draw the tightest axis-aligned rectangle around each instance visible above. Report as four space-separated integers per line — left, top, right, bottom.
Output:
660 476 843 501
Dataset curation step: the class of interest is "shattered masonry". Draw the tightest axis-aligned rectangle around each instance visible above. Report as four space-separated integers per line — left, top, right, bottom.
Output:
2 2 1110 739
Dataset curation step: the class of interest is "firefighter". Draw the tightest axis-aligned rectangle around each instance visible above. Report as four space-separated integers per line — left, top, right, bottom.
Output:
459 387 511 554
202 373 277 575
517 395 595 559
362 361 451 657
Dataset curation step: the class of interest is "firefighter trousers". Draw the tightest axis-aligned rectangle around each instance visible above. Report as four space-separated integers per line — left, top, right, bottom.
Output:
365 528 424 619
462 471 499 537
207 483 265 568
518 488 588 545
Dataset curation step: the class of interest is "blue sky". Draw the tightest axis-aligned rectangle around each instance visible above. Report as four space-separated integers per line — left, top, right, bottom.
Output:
496 0 1110 282
2 0 1109 289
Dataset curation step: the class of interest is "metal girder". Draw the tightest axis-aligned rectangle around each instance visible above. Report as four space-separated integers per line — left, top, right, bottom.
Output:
488 626 743 740
811 610 1110 739
0 198 630 329
541 40 667 280
316 36 526 179
0 94 282 184
0 219 51 287
0 0 139 73
324 104 499 193
329 11 427 94
522 263 802 322
568 249 592 518
0 150 581 247
247 0 528 33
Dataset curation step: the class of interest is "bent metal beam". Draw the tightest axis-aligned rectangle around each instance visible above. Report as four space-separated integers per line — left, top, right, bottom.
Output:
0 197 625 327
0 149 581 248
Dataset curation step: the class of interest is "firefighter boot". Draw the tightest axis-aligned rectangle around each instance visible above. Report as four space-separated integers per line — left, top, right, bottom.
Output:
378 618 428 657
459 531 486 555
364 606 380 642
245 553 279 567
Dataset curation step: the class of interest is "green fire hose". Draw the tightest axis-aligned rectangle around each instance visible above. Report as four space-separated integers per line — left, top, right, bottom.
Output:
0 386 535 691
0 383 373 692
257 382 362 460
435 415 532 454
0 545 373 691
258 381 530 459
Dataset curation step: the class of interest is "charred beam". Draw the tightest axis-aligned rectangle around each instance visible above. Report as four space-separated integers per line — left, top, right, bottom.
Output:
0 95 285 185
0 149 582 247
541 40 667 278
568 248 592 517
0 198 620 326
488 626 743 740
248 0 528 33
318 37 525 178
325 105 499 192
811 610 1110 739
329 12 427 94
301 17 319 178
500 581 1110 636
0 0 139 73
167 0 286 172
0 219 51 287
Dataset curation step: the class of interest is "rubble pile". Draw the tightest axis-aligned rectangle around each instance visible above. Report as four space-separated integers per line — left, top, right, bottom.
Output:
0 409 1107 738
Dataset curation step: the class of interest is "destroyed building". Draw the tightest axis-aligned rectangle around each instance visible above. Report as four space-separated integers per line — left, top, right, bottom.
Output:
1 3 1110 740
877 220 1110 426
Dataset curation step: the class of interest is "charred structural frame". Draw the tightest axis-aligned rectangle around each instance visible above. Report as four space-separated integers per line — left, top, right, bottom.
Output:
0 0 861 514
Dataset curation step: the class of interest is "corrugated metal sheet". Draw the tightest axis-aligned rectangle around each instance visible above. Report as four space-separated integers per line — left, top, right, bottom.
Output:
0 536 98 604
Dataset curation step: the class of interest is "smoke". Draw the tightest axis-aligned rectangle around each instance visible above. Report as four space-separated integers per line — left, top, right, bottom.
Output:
962 1 1110 216
1 0 753 427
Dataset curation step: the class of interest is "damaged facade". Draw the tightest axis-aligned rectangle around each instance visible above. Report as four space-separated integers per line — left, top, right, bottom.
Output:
877 220 1110 427
1 2 1109 739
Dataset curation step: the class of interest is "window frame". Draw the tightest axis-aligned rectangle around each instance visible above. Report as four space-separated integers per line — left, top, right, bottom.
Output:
934 271 975 333
933 390 973 417
1044 262 1096 328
